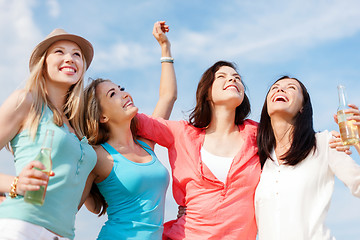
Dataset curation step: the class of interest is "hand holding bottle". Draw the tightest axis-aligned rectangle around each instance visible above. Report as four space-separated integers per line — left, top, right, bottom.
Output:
336 85 359 145
329 130 352 155
24 129 54 205
15 161 54 196
344 104 360 128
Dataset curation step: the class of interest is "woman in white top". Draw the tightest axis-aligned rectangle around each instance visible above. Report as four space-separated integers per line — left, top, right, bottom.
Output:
255 76 360 240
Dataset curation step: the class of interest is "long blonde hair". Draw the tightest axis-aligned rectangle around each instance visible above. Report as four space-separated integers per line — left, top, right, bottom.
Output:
24 47 87 139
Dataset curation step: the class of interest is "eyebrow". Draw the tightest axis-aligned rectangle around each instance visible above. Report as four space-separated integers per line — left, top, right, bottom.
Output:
272 83 298 88
106 88 115 96
216 72 241 77
52 46 81 52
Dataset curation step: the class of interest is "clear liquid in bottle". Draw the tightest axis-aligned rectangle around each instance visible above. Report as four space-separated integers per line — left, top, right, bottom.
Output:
337 85 359 145
24 129 54 205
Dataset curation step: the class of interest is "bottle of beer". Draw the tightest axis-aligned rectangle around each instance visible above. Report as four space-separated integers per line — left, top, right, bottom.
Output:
337 85 359 145
24 129 54 205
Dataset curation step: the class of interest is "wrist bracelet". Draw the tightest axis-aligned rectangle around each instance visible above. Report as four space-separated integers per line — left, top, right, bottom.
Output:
9 176 19 198
160 57 174 63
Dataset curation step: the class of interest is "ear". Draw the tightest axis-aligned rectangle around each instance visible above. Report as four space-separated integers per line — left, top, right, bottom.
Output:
299 107 304 113
99 114 109 124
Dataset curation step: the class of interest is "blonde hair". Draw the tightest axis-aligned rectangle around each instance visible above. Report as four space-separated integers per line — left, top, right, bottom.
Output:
24 47 87 139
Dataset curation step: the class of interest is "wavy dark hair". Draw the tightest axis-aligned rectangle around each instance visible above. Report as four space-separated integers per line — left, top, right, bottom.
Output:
189 61 251 127
257 76 316 168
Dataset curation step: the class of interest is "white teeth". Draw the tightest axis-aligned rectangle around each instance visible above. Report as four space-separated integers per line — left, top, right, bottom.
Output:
225 85 239 92
124 101 133 108
274 96 287 102
62 67 75 73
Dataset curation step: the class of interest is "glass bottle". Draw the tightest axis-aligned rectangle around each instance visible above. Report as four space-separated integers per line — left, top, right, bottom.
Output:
337 85 359 145
24 129 54 205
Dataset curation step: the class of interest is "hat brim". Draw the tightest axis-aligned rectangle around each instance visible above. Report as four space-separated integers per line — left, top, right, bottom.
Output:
29 33 93 72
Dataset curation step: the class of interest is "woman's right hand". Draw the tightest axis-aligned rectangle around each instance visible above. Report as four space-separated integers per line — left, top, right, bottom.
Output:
16 161 53 196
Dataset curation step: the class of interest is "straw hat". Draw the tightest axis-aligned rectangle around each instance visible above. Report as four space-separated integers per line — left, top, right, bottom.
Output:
29 28 94 72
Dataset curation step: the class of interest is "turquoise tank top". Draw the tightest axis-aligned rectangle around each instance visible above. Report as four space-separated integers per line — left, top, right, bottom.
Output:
97 140 169 240
0 107 96 239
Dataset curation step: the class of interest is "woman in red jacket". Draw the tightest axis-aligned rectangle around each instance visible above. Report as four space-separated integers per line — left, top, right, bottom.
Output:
136 61 261 239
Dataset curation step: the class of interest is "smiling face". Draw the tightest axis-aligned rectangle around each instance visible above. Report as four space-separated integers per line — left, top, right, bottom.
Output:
266 78 304 121
44 40 84 89
96 81 138 124
210 66 245 109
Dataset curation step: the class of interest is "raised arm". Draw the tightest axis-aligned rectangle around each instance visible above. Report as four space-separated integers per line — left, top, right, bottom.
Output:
151 21 177 120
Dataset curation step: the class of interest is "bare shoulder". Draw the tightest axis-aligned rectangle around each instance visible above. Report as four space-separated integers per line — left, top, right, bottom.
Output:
1 89 33 114
0 89 33 148
92 144 113 181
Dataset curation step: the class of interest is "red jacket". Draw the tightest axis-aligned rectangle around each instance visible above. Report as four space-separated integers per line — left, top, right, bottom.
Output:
137 114 261 240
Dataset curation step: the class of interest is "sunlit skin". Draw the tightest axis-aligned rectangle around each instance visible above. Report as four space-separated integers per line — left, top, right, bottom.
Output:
203 66 246 158
210 66 245 110
96 81 138 126
44 40 84 92
265 78 304 163
267 78 304 124
0 40 86 198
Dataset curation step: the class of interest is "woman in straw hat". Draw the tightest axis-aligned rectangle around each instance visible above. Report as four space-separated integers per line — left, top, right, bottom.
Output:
0 29 96 240
81 21 176 239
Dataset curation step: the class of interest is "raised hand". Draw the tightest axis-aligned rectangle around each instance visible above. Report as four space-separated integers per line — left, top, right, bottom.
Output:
153 21 170 47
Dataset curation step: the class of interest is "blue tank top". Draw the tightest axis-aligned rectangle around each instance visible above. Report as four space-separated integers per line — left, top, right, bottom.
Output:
0 106 96 239
97 140 169 240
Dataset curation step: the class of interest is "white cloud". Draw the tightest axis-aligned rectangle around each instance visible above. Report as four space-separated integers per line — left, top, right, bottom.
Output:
46 0 60 18
0 0 42 102
93 41 153 71
172 0 360 63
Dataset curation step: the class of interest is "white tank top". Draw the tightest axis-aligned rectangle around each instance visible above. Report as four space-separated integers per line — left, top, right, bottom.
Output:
200 147 234 183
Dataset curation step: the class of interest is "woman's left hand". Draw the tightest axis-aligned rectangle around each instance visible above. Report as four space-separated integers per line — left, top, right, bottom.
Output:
153 21 170 47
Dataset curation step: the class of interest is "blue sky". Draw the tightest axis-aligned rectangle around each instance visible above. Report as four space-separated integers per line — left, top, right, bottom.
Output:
0 0 360 239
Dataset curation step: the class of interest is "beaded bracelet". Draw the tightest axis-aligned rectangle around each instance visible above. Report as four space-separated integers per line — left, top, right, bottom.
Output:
9 176 19 198
160 57 174 63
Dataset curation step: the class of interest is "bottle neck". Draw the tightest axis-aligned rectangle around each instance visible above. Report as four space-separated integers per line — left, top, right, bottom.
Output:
337 85 348 110
42 129 54 150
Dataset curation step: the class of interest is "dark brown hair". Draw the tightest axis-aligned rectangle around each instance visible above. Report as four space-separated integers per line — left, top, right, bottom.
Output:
257 76 316 168
189 61 251 128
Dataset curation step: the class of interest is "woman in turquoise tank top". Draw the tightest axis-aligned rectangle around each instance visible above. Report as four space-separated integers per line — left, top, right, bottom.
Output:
81 21 176 240
0 29 97 240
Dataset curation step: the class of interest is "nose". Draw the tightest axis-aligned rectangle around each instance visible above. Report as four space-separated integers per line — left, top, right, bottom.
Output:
64 53 74 63
122 92 129 99
276 87 285 93
228 76 237 83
